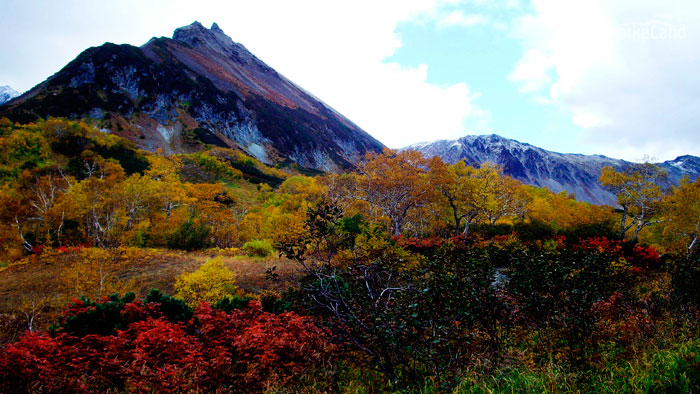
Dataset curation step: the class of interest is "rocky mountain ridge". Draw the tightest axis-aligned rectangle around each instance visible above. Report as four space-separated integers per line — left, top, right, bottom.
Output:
0 22 384 171
405 134 700 205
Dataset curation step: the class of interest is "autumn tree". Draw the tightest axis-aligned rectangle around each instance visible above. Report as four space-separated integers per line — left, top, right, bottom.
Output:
599 162 666 241
146 155 189 222
0 184 25 261
663 176 700 257
59 248 131 300
356 149 430 236
523 186 616 234
477 166 530 226
317 172 362 215
66 160 127 247
119 173 157 231
428 159 523 238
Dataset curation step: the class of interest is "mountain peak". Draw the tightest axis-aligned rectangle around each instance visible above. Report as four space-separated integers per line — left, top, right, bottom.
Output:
0 22 383 171
0 85 19 105
172 20 204 37
211 22 224 33
172 21 238 53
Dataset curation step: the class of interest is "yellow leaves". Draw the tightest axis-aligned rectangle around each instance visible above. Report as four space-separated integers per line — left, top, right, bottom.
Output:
600 164 664 209
174 257 238 307
278 176 323 205
427 157 530 234
240 204 305 245
0 127 52 170
357 149 431 235
609 258 634 276
0 116 12 135
661 176 700 255
524 187 615 231
59 247 131 299
146 154 183 182
600 163 666 240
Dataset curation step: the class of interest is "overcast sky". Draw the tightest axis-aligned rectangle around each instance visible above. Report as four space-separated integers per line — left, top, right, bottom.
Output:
1 0 698 161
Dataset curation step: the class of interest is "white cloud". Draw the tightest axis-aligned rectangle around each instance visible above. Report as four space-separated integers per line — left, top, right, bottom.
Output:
509 0 700 161
510 49 554 92
0 0 489 149
437 10 491 27
572 109 601 129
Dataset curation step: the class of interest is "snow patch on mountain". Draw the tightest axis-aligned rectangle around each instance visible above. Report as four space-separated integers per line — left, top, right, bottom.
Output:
0 86 19 105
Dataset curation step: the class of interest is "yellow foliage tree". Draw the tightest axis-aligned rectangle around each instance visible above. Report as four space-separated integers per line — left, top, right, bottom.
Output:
146 155 190 222
356 149 430 236
600 163 666 241
428 158 526 237
525 187 616 231
663 176 700 257
59 248 130 300
174 257 238 307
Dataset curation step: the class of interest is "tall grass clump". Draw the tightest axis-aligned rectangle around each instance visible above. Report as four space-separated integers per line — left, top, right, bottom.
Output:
243 239 273 257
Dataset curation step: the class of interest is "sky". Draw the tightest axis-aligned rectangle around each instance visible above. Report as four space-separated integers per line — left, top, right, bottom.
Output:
0 0 698 162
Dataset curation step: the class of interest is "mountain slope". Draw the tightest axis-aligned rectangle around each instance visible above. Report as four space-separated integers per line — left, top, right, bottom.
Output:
0 22 383 171
405 134 700 205
0 86 19 105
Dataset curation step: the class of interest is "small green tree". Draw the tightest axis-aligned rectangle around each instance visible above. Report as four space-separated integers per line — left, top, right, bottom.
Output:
167 218 211 250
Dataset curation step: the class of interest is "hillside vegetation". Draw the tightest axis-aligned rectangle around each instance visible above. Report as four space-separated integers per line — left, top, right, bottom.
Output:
2 118 700 393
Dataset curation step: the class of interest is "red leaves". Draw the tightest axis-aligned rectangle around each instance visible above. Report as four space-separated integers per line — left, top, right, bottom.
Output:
0 332 92 393
231 304 336 386
576 236 624 256
125 318 207 394
0 298 334 393
629 244 661 268
576 236 661 269
393 235 448 249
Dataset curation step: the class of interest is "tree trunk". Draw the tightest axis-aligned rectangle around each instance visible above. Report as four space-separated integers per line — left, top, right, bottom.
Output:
688 224 699 258
462 220 471 243
453 211 462 237
392 219 402 237
619 207 628 239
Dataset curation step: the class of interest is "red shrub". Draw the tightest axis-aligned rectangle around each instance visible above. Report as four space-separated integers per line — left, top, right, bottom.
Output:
394 235 447 249
0 297 335 393
576 236 623 257
123 319 208 394
628 244 661 267
0 332 88 393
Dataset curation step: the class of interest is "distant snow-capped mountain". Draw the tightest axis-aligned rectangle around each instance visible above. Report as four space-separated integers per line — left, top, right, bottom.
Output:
404 134 700 205
0 86 19 105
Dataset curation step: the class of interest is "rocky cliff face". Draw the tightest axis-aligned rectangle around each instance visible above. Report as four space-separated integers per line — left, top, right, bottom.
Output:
0 22 383 171
0 86 19 105
405 134 700 205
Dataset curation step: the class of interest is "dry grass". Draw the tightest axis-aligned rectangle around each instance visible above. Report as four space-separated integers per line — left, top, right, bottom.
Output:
0 248 301 340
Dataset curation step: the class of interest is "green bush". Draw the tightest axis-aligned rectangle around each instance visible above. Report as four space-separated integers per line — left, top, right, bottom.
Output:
213 296 252 313
51 293 136 337
167 219 211 251
50 290 195 337
144 289 193 323
243 239 273 257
